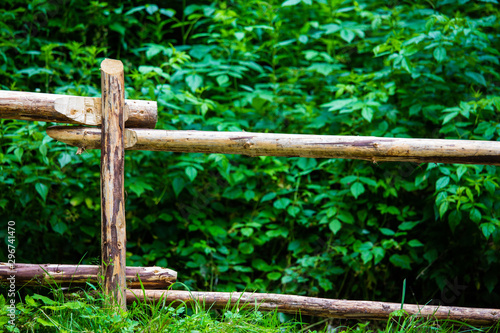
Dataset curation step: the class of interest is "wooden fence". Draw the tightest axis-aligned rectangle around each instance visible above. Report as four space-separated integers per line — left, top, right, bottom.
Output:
1 59 499 325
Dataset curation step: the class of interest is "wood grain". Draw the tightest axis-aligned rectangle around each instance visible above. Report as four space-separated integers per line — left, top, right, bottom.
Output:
100 59 127 310
0 263 176 289
127 290 500 326
0 90 157 128
47 126 500 166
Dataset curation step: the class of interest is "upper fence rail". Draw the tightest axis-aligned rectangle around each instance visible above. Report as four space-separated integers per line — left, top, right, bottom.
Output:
0 90 157 128
46 126 500 166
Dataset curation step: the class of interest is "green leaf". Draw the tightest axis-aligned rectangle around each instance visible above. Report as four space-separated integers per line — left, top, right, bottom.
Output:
297 158 317 170
39 144 47 156
436 176 450 190
244 190 255 202
172 177 185 197
442 111 459 125
287 205 300 217
109 22 126 35
353 241 373 252
329 220 341 234
361 107 374 122
372 247 385 265
25 295 37 307
37 318 56 327
398 221 419 230
208 225 227 238
433 46 446 62
380 228 395 236
274 198 291 210
470 208 482 223
261 192 277 202
340 29 355 43
361 251 373 264
267 272 282 280
64 301 84 310
58 153 72 168
408 239 423 247
185 166 198 182
484 274 498 293
14 147 23 162
321 98 356 111
465 71 486 86
439 201 449 218
216 74 229 86
129 180 153 197
456 165 467 180
337 211 354 224
282 0 301 6
350 182 365 199
480 223 495 239
239 242 254 254
145 4 159 15
35 183 48 202
241 227 253 237
52 221 67 235
222 187 242 199
448 210 462 232
186 74 203 92
340 175 358 184
389 254 411 270
160 8 175 17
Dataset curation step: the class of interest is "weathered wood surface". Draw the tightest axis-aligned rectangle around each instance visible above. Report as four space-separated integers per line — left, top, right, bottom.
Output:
100 59 127 310
0 263 176 288
47 127 500 166
126 290 500 326
0 90 157 128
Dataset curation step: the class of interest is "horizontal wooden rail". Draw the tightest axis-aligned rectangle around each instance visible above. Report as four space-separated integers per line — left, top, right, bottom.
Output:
47 126 500 165
126 290 500 326
0 263 176 289
0 90 157 128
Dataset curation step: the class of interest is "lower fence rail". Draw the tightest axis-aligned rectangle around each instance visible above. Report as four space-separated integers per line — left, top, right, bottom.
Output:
127 289 500 326
0 263 176 289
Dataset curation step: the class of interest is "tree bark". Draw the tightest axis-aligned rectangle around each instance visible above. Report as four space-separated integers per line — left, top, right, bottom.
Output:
126 290 500 326
0 90 156 128
100 59 127 310
0 263 176 289
47 126 500 166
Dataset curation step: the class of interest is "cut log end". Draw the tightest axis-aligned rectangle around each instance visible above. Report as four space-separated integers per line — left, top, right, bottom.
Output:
101 59 124 74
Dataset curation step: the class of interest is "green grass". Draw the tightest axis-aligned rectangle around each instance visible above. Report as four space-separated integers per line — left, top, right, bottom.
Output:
1 284 499 333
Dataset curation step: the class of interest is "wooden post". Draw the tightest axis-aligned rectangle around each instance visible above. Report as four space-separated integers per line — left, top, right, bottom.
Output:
100 59 127 310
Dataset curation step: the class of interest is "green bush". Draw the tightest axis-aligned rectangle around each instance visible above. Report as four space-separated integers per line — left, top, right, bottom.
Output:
1 0 499 306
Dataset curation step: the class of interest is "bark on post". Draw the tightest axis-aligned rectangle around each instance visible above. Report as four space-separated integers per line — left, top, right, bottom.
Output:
100 59 127 310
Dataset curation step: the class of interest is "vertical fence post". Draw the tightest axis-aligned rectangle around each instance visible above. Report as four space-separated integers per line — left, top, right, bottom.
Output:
100 59 127 310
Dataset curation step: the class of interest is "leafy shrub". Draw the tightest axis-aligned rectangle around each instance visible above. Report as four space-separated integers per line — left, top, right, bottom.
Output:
1 0 499 306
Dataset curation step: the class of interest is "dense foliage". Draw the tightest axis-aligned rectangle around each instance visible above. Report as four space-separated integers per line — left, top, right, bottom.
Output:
1 0 499 307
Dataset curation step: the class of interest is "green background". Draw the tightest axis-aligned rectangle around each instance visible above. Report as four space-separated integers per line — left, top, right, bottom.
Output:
1 0 499 307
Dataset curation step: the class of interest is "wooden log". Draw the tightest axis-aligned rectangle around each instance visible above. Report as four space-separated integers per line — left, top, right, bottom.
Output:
0 90 157 128
126 290 500 326
47 126 500 166
0 263 176 289
100 59 127 310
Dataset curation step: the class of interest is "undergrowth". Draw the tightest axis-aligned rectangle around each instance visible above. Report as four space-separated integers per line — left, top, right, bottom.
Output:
1 283 499 333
